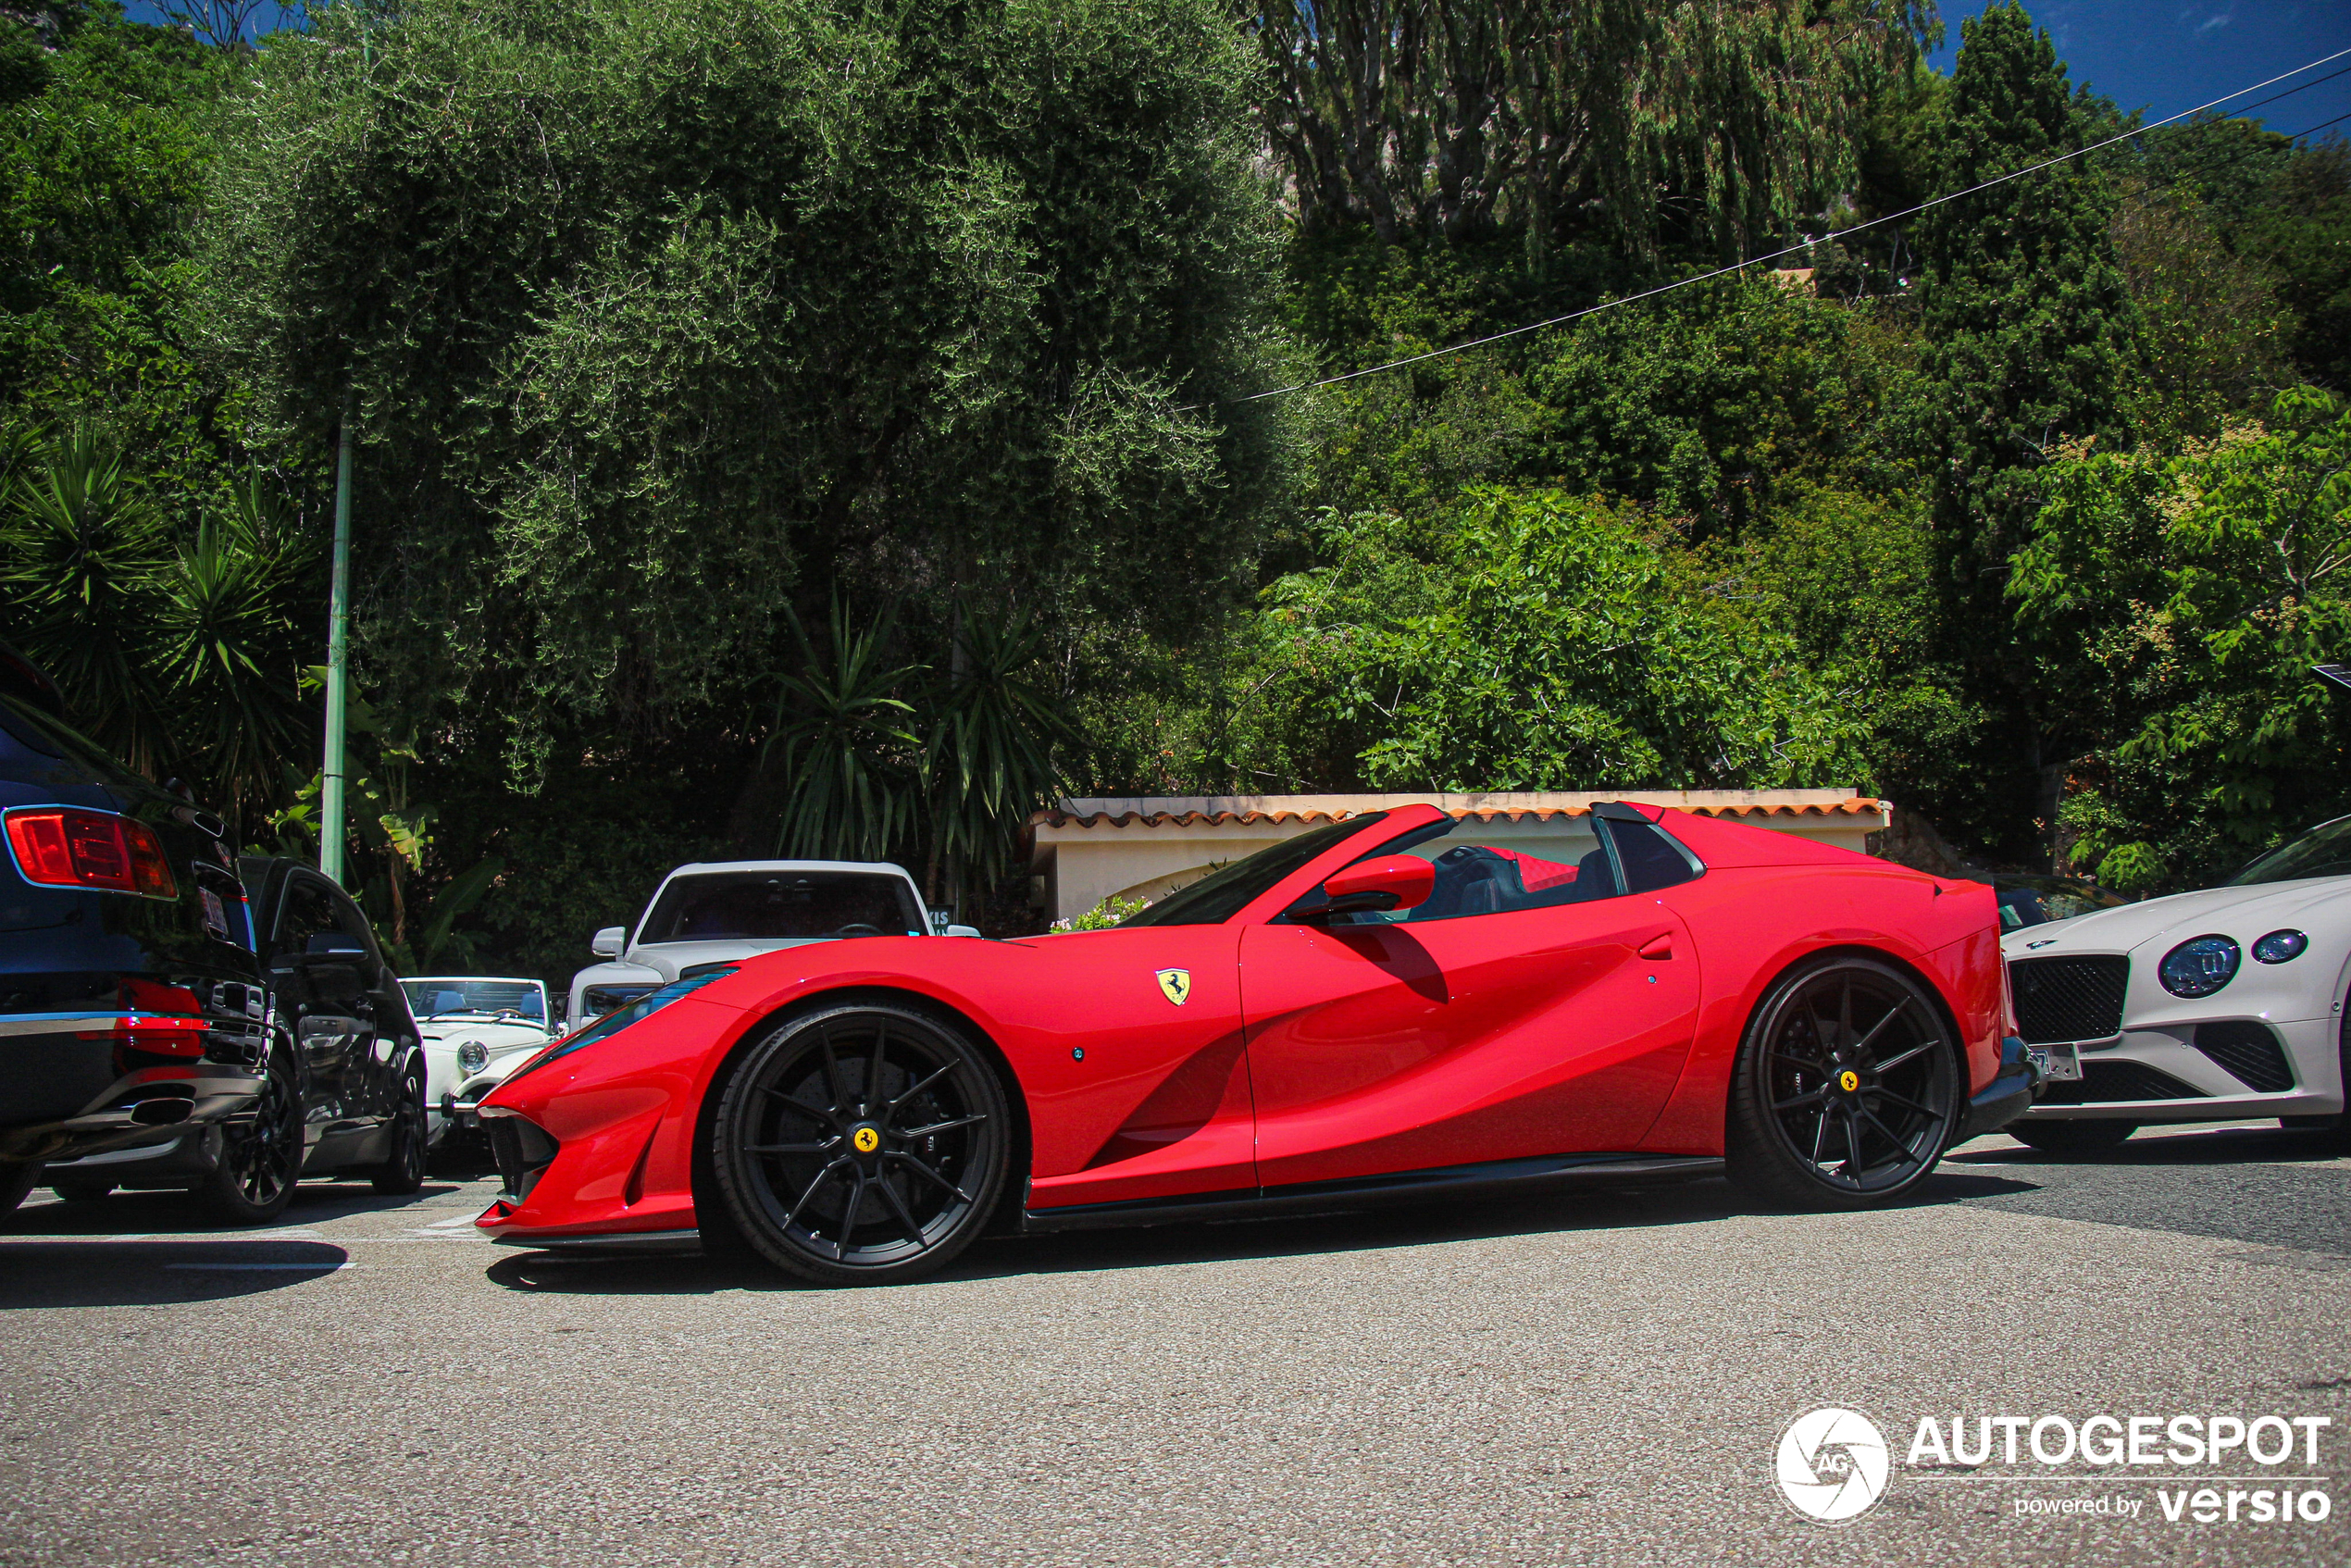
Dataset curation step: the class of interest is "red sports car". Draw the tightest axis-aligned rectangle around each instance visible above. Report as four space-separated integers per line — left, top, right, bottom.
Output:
476 802 2039 1285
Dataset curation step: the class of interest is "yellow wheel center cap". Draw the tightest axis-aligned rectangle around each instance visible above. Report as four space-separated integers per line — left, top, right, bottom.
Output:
852 1126 881 1154
1838 1070 1860 1093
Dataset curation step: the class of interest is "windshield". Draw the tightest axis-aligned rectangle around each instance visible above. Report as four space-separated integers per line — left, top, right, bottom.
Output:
1119 814 1389 927
2226 816 2351 887
401 978 549 1022
638 870 924 943
1996 877 2129 931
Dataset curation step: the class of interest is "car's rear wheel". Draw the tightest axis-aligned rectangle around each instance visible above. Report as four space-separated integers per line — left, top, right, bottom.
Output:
194 1048 303 1225
2009 1119 2137 1155
371 1062 428 1195
1727 955 1960 1208
710 1002 1010 1288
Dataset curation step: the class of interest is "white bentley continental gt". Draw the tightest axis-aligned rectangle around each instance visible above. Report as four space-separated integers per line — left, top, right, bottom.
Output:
1998 815 2351 1153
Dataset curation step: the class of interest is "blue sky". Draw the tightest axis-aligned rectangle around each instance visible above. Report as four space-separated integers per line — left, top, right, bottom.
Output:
125 2 2351 145
1930 3 2351 142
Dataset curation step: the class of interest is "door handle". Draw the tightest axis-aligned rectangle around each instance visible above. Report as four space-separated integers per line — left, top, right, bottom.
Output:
1637 933 1673 961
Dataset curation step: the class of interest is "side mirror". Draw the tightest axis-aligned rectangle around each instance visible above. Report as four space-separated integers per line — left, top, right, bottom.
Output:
590 927 626 957
944 924 981 939
1303 856 1435 920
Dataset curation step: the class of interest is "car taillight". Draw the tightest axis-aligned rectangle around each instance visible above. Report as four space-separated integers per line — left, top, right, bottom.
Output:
75 1015 212 1058
3 807 180 899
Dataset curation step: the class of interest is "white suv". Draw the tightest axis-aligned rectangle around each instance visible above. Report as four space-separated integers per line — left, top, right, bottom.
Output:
567 859 978 1022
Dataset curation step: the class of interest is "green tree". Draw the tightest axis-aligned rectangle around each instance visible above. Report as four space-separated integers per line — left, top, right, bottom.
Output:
2011 388 2351 888
1254 0 1933 258
198 0 1288 788
1232 490 1867 793
0 3 237 479
1908 0 2139 859
2237 141 2351 389
0 425 317 827
2108 184 2288 435
1524 274 1895 541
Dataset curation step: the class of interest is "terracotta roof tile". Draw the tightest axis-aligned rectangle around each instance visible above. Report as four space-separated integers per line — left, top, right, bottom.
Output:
1031 797 1887 830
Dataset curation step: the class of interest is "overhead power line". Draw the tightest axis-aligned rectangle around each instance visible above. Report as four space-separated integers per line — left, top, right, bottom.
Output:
1206 44 2351 409
2229 60 2351 118
2284 109 2351 141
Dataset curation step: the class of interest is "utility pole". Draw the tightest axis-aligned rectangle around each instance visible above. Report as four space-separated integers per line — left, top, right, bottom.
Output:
320 414 354 886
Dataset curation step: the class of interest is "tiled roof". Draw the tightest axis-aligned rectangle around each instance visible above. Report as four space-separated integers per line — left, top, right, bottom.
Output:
1031 790 1888 831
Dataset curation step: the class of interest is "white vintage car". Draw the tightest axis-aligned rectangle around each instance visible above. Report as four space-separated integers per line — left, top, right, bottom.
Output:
566 859 977 1022
1999 815 2351 1152
398 976 557 1148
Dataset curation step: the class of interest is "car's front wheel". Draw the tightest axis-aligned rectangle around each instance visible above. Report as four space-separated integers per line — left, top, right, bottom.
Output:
710 1002 1011 1288
2009 1119 2137 1156
1727 954 1961 1209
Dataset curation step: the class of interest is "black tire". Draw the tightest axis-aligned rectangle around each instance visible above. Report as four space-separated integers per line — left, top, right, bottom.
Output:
0 1162 35 1214
710 1002 1011 1288
194 1048 304 1225
50 1179 116 1203
370 1061 428 1195
1727 954 1961 1209
2009 1119 2138 1156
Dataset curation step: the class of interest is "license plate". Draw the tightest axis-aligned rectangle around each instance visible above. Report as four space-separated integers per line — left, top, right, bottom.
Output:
2028 1043 2083 1081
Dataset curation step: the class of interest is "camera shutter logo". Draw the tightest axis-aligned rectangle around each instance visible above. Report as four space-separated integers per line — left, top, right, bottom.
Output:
1776 1408 1891 1524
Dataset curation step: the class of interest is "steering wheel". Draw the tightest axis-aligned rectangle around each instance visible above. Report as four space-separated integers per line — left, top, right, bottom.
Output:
834 923 884 938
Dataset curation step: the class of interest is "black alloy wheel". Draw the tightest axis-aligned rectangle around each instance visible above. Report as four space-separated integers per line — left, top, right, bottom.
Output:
710 1002 1010 1287
1728 955 1959 1208
195 1047 304 1224
2009 1119 2137 1156
371 1062 429 1195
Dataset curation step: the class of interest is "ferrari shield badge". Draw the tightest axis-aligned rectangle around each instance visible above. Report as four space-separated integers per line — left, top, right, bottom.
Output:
1155 968 1191 1006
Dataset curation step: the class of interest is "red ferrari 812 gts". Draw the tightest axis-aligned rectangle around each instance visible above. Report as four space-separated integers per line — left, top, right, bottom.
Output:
477 802 2039 1285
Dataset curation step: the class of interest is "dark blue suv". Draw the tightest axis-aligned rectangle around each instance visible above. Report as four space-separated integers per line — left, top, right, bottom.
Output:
0 649 424 1222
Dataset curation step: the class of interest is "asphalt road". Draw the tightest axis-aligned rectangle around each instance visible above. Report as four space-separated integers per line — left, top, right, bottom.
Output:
2 1122 2346 1568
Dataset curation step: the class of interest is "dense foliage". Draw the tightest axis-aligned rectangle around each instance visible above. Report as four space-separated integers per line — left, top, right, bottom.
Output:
5 0 2348 980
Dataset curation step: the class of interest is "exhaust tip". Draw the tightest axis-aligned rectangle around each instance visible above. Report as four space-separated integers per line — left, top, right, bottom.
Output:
130 1098 193 1126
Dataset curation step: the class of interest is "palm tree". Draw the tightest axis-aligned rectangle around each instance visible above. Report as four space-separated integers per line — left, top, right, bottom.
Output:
923 602 1076 910
0 426 175 774
150 473 317 826
765 604 923 861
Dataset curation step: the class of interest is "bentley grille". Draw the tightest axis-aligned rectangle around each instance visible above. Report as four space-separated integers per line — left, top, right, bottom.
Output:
2009 955 2130 1044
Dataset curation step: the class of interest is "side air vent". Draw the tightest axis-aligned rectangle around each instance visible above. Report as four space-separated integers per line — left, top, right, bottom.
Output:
2009 956 2130 1044
2192 1021 2295 1094
2037 1060 2209 1106
486 1115 560 1205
